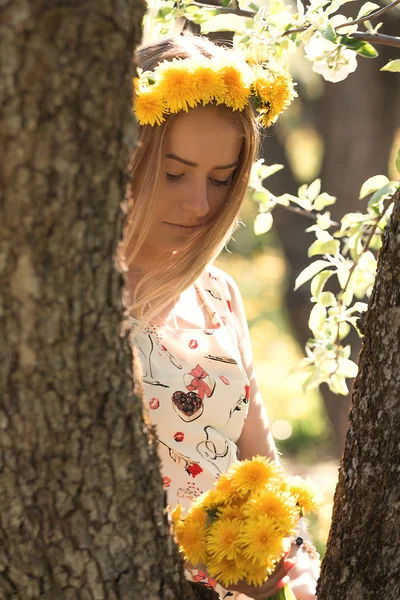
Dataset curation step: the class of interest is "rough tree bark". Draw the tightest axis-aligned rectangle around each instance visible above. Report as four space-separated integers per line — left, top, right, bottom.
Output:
317 189 400 599
0 2 200 598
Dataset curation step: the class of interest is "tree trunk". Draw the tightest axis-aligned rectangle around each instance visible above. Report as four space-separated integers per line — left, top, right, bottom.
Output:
317 189 400 599
0 2 196 598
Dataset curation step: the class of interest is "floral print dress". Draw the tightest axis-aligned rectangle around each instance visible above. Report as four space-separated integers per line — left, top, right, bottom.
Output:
129 266 250 598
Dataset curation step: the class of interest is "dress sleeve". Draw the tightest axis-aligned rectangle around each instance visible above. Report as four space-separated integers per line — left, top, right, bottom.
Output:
214 267 279 463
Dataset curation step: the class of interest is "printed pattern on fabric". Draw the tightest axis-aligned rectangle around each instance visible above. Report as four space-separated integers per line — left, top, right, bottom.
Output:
129 266 249 598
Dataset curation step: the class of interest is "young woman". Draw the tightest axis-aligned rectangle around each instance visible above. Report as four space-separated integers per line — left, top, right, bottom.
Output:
122 35 319 600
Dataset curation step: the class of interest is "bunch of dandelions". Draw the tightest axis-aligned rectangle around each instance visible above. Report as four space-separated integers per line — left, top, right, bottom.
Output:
172 456 320 590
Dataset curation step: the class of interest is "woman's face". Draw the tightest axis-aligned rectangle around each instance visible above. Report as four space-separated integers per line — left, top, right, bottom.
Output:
137 105 243 267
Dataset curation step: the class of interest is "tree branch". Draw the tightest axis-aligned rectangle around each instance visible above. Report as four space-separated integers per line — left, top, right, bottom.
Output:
276 203 340 227
192 0 400 49
192 1 254 18
335 0 400 30
349 31 400 48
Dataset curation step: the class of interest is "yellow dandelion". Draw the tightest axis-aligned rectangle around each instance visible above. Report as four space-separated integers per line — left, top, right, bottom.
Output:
244 45 272 66
195 488 226 514
252 73 274 103
186 504 207 526
208 556 245 588
285 476 321 514
230 456 281 496
256 71 296 127
242 557 275 587
193 64 227 105
218 65 250 111
239 515 283 562
207 518 243 561
171 503 182 528
217 503 244 521
244 488 298 533
156 61 197 113
270 73 296 110
215 473 235 496
257 105 275 128
177 518 208 566
134 85 166 126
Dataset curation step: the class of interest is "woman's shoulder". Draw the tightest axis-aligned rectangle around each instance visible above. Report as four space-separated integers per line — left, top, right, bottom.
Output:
200 263 241 301
202 264 239 292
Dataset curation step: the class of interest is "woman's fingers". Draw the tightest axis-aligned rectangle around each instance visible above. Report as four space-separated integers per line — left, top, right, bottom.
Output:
266 557 297 587
229 557 297 599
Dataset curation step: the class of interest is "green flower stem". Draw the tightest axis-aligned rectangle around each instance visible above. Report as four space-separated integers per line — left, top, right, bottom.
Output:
269 583 297 600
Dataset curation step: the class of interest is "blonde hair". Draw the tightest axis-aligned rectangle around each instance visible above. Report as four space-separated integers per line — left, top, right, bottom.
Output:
121 35 260 333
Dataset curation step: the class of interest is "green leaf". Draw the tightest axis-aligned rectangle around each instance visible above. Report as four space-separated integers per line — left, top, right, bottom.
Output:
294 260 332 291
346 301 368 314
274 194 290 207
348 231 364 262
275 583 298 600
222 0 232 6
337 290 354 307
356 42 379 59
321 23 337 43
326 0 356 16
319 291 337 307
252 189 270 205
314 193 337 211
311 269 335 298
356 1 380 19
254 212 274 235
308 179 322 201
260 164 285 180
308 239 340 257
184 5 219 24
201 13 246 33
308 303 327 335
277 193 302 206
157 5 174 19
337 358 358 378
328 373 349 395
359 175 389 199
339 35 378 58
381 59 400 73
368 181 397 206
338 322 351 340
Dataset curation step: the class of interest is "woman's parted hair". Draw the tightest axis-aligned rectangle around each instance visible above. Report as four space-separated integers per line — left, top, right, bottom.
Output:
121 35 260 332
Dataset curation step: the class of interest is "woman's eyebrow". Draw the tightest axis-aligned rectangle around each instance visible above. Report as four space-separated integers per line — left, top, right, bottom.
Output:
166 153 238 170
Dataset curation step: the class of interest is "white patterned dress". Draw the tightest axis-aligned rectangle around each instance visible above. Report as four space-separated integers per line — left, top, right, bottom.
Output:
129 265 251 598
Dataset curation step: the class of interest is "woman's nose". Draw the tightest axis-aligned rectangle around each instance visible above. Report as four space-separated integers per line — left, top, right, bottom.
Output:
180 180 209 218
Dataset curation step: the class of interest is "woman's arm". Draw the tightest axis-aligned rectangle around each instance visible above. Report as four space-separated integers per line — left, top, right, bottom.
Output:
220 268 319 600
221 268 277 461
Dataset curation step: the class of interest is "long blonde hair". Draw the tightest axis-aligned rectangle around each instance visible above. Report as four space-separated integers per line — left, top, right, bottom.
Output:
121 35 260 332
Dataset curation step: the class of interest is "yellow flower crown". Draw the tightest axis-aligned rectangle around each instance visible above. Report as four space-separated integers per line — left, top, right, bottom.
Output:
133 56 296 128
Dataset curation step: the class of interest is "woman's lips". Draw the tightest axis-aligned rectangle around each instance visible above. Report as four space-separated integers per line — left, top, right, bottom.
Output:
164 222 203 235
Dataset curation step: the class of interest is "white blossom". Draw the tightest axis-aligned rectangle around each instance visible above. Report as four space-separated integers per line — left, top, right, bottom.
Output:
304 33 358 82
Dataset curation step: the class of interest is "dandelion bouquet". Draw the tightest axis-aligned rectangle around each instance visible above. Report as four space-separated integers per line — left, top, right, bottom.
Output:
172 456 320 599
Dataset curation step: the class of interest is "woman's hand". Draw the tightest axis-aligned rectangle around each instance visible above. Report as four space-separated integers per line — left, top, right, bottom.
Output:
228 554 297 600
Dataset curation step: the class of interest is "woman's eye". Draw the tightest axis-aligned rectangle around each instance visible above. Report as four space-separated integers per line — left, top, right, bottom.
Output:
166 172 183 181
210 178 230 187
